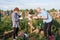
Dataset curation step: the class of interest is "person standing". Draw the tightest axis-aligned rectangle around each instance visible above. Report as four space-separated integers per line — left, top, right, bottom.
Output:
36 8 53 39
28 9 34 33
12 7 20 40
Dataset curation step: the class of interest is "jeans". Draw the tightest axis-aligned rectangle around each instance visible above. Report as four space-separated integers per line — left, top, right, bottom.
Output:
44 21 52 37
13 27 19 39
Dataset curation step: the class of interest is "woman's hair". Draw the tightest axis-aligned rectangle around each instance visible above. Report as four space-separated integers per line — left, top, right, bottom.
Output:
14 7 19 11
29 9 34 14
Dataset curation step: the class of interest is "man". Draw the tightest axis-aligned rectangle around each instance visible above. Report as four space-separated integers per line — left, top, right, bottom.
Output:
12 7 20 40
36 8 53 39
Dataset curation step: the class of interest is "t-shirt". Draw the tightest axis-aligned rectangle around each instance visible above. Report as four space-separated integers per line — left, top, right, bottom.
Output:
37 10 52 23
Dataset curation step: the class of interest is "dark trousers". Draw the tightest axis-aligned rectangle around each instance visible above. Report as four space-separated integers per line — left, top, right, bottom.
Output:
13 27 19 39
44 21 52 37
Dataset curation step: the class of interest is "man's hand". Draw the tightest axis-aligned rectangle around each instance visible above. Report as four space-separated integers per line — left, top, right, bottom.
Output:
33 16 39 20
38 16 48 20
38 16 42 19
33 16 42 20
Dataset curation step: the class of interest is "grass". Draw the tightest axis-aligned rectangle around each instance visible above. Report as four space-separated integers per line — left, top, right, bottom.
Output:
0 15 60 40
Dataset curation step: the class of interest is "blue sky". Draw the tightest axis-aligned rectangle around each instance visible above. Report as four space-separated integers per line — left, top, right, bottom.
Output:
0 0 60 10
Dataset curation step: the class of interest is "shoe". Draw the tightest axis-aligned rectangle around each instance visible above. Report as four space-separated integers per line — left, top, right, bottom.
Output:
48 36 51 40
13 39 16 40
51 35 55 40
24 34 28 37
15 36 17 39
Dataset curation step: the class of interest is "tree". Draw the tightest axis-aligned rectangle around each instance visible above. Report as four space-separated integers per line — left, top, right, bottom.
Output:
49 8 57 12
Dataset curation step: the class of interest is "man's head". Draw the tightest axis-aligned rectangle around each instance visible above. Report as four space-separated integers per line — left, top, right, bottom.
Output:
36 7 41 13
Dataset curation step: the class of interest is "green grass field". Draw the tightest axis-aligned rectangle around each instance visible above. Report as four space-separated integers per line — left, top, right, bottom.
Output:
0 12 60 40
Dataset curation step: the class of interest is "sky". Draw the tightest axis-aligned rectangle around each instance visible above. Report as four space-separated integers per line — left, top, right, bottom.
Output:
0 0 60 10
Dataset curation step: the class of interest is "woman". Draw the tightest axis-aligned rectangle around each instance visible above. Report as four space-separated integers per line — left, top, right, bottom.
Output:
28 9 34 33
12 7 20 40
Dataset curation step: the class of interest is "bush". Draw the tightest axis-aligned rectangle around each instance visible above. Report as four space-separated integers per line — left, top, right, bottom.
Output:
20 18 30 33
0 16 12 35
0 21 4 35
